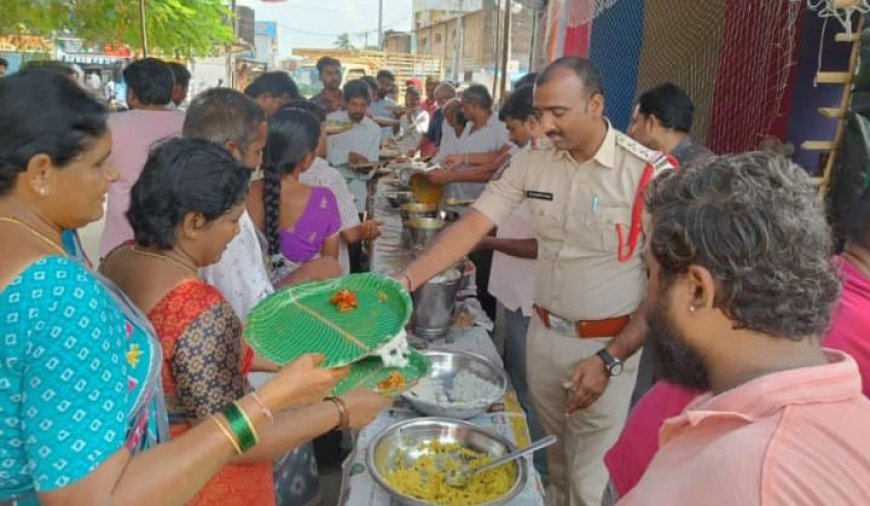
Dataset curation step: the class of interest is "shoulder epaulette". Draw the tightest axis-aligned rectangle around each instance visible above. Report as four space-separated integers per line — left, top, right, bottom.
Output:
616 131 677 174
615 131 657 160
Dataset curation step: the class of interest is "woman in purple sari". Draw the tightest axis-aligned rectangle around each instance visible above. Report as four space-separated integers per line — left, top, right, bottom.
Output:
248 108 341 286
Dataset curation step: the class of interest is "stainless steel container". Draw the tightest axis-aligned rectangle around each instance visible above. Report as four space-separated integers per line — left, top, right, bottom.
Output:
400 203 437 249
401 351 508 419
408 217 446 251
411 266 462 339
367 417 527 506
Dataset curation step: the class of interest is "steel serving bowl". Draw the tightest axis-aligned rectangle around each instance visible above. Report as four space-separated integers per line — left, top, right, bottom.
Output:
367 417 528 506
408 217 447 251
401 351 508 420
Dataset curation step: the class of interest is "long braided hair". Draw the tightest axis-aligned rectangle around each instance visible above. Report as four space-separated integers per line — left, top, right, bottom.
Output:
262 107 321 270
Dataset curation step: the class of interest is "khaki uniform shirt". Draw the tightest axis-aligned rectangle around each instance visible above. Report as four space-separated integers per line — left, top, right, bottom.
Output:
473 122 675 322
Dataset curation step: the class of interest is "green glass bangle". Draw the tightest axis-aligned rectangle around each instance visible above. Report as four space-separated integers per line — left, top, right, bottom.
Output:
223 402 259 452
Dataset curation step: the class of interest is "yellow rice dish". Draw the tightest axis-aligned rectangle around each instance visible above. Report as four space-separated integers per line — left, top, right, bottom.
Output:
384 441 515 505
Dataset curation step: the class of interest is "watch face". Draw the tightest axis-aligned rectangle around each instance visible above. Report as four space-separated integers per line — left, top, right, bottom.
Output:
610 361 624 377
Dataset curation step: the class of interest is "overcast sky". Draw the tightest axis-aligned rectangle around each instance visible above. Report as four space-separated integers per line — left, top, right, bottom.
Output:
237 0 414 57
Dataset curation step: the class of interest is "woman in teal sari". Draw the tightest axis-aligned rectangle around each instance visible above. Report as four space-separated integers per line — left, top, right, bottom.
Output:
0 69 381 505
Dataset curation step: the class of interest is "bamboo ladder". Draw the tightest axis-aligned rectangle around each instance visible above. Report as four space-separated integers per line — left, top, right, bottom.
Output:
803 0 864 202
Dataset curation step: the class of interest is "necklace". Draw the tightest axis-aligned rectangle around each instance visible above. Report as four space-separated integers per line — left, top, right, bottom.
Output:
131 246 200 278
0 216 67 256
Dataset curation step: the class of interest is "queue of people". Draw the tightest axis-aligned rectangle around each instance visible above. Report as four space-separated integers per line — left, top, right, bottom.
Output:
1 50 870 506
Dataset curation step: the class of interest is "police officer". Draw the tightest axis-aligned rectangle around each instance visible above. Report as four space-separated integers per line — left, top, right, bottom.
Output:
398 57 676 506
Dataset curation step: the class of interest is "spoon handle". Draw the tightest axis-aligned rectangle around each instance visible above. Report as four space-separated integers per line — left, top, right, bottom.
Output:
475 435 558 475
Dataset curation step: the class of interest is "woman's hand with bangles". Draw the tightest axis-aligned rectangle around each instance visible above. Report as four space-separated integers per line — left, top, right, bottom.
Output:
258 354 349 412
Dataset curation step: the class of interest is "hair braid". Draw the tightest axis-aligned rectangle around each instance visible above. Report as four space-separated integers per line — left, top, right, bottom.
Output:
263 164 283 270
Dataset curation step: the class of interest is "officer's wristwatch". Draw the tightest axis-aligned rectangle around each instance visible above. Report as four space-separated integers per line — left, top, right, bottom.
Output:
596 349 624 377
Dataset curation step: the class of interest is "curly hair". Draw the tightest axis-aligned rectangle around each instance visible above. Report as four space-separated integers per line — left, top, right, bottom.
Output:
645 152 840 341
128 138 250 249
262 108 321 268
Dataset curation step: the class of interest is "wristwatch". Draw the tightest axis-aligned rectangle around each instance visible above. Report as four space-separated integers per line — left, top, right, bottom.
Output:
596 349 624 377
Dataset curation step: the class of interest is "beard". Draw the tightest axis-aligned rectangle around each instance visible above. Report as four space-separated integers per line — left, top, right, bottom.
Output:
647 293 711 391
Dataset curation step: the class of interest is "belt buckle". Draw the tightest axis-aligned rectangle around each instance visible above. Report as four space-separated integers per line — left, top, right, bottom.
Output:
549 313 576 336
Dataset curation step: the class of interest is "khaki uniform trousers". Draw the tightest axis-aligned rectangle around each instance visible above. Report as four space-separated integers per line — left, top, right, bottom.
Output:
526 314 639 506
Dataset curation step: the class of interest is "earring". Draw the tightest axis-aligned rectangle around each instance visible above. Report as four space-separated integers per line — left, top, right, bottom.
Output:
38 187 47 196
689 306 697 313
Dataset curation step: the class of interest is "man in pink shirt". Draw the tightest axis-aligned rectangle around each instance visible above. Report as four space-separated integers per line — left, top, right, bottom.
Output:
100 58 185 258
617 153 870 505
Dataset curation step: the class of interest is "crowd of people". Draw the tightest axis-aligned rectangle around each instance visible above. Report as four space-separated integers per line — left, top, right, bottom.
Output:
0 50 869 506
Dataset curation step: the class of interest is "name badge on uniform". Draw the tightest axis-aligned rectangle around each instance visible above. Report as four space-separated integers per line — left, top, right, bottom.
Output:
526 190 553 201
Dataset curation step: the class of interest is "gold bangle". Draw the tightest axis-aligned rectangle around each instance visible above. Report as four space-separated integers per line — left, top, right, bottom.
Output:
325 396 350 430
211 415 242 455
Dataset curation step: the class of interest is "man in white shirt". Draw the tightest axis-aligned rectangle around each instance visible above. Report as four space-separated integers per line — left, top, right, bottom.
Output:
327 79 382 213
426 84 510 203
290 100 382 273
395 86 430 156
183 88 339 322
369 69 400 144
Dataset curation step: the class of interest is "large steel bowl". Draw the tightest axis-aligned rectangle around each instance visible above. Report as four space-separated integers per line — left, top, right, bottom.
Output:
408 217 446 251
401 351 508 419
367 418 528 506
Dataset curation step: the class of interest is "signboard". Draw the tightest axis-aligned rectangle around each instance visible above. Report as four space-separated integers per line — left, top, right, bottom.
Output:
255 21 278 39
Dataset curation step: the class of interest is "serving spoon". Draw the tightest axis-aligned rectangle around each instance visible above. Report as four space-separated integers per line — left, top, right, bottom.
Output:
446 435 557 488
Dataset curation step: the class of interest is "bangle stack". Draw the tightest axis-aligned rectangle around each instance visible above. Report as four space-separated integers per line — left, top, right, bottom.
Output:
325 396 350 430
213 401 261 454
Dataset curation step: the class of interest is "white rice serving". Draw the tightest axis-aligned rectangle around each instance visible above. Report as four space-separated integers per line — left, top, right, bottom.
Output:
409 370 502 406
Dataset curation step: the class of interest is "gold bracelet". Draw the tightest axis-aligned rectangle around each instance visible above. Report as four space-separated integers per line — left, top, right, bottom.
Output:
210 415 242 455
325 396 350 430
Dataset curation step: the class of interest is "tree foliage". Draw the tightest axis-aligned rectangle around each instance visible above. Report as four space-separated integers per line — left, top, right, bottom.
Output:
334 32 354 50
0 0 234 57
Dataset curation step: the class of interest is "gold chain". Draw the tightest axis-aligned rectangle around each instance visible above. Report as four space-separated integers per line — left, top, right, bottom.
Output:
131 246 200 278
0 216 68 257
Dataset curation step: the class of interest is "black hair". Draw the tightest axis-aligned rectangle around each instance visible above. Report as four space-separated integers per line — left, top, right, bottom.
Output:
514 72 538 90
0 72 107 195
316 56 341 74
461 84 494 110
128 138 249 250
536 56 604 96
20 60 76 79
0 58 8 68
377 69 395 82
361 75 378 96
848 187 870 250
262 108 321 267
244 71 300 101
284 99 327 123
637 83 694 133
405 86 421 98
499 85 535 123
343 79 371 104
183 88 265 153
123 58 174 106
167 62 191 87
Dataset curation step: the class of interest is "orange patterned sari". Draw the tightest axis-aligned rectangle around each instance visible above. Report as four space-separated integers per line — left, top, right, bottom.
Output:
148 279 274 506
